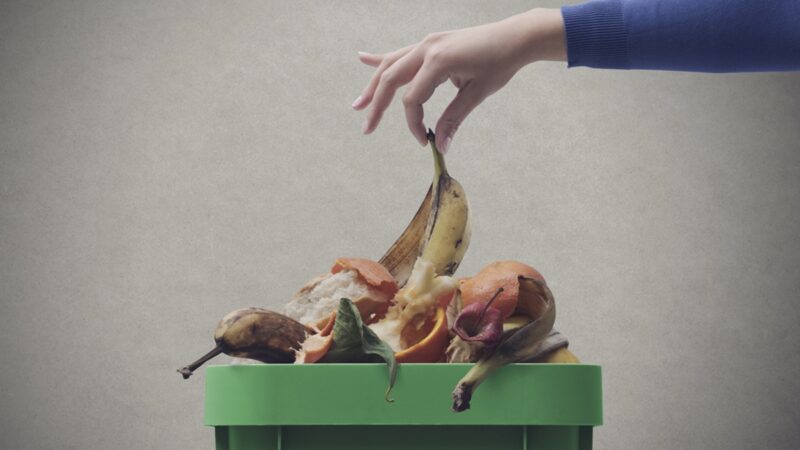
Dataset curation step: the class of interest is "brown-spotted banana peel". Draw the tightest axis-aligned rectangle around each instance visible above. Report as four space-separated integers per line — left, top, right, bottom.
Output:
379 130 471 287
451 276 556 412
177 307 312 379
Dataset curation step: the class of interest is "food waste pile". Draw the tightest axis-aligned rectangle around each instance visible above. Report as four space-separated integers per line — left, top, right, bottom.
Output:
178 131 578 412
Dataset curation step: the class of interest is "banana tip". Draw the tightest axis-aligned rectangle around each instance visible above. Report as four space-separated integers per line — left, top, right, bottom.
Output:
451 382 473 412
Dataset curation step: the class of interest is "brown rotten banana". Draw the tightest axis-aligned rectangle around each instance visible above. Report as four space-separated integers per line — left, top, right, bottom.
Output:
177 307 312 379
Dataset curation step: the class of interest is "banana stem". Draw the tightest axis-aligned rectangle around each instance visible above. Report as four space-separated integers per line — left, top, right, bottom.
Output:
428 129 447 177
177 344 223 380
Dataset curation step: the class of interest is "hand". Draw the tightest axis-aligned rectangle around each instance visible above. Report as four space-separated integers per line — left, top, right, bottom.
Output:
352 8 566 154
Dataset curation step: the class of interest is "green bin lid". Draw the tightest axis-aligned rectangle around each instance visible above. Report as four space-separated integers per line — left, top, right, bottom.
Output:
204 364 602 426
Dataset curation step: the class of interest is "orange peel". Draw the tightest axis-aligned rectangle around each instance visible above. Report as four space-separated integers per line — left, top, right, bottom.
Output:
395 307 449 363
460 260 545 319
332 257 398 296
295 312 336 364
331 258 398 325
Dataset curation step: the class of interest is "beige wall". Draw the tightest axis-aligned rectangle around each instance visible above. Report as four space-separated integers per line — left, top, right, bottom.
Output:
1 1 799 449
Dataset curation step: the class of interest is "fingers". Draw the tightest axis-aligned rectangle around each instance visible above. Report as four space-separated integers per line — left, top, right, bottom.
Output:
358 51 382 67
402 63 447 146
362 48 424 135
434 82 486 154
352 45 415 111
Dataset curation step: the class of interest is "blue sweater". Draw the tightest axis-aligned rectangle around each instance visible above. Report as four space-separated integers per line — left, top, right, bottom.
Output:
561 0 800 72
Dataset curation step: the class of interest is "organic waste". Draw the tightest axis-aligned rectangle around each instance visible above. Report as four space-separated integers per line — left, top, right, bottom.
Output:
318 298 397 401
179 130 580 413
460 260 549 319
452 274 556 412
451 287 505 348
284 257 397 329
369 259 457 363
379 130 470 287
447 260 554 364
177 307 312 379
294 311 335 364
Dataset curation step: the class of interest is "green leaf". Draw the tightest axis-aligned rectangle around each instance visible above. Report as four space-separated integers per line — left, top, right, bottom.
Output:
319 298 398 402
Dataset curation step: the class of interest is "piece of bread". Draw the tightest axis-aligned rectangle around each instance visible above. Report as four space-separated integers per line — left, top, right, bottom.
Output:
284 262 396 330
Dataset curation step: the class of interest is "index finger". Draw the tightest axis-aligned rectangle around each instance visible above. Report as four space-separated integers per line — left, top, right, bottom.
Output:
402 62 448 146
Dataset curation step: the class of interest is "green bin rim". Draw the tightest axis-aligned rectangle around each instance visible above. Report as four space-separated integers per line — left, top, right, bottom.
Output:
204 363 602 426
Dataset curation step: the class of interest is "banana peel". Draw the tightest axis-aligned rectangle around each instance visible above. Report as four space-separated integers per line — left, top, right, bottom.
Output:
379 130 470 286
452 277 557 412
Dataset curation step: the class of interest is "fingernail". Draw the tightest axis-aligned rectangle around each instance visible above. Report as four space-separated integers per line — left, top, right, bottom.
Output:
417 129 428 146
362 119 370 134
352 95 364 109
357 51 369 57
440 136 452 154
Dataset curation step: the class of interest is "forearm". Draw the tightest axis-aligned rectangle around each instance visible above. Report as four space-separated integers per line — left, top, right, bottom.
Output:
561 0 800 72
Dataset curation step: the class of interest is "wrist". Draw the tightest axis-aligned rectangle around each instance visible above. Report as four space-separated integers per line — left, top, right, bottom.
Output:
510 8 567 65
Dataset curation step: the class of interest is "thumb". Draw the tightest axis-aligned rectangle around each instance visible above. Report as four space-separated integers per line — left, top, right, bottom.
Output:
434 83 485 155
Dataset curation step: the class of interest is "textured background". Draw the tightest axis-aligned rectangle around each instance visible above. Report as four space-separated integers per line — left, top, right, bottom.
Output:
1 1 799 449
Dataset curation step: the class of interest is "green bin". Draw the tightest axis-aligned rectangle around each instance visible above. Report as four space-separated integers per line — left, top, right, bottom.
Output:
205 363 602 450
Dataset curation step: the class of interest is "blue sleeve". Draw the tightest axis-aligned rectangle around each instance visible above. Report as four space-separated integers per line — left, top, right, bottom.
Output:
561 0 800 72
